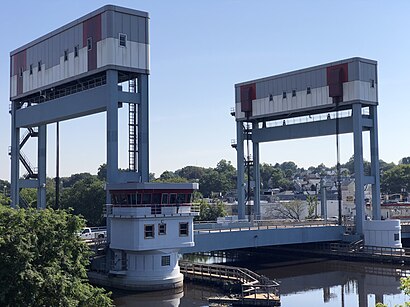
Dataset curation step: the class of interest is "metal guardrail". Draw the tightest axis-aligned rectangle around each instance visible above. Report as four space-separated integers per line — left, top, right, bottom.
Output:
194 220 339 234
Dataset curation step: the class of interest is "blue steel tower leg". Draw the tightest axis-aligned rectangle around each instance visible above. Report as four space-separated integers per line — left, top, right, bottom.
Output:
37 124 47 209
138 74 149 182
370 105 381 220
253 140 261 220
10 103 20 208
353 103 365 236
236 121 245 220
106 70 119 190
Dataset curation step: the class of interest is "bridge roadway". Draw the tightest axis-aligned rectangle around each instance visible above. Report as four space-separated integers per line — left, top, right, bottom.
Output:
181 220 345 254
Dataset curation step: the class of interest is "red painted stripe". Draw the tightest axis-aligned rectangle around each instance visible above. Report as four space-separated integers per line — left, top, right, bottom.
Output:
326 63 348 98
240 83 256 114
13 49 26 96
83 13 102 71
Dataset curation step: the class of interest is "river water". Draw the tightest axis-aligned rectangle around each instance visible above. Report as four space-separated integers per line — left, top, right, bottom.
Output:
112 254 409 307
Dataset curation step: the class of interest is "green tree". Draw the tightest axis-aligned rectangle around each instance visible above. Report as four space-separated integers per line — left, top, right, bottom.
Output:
154 171 188 183
306 195 318 219
97 163 107 181
176 166 205 180
380 159 396 173
381 164 410 194
400 157 410 165
341 155 371 176
278 161 298 179
195 199 226 221
259 163 291 190
62 172 94 188
0 206 112 306
19 188 37 208
60 176 106 226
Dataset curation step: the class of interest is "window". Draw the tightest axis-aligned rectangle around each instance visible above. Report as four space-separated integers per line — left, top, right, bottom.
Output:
282 91 287 99
38 61 42 72
144 224 154 239
29 64 33 75
87 37 92 51
159 223 166 235
152 193 161 204
64 49 68 61
177 193 186 204
19 67 23 77
74 45 79 57
142 193 152 204
307 87 311 94
394 233 400 241
269 94 273 101
127 193 136 205
179 222 189 236
161 255 170 266
370 79 375 88
292 89 296 97
170 193 177 204
161 193 169 204
119 33 127 47
137 193 142 204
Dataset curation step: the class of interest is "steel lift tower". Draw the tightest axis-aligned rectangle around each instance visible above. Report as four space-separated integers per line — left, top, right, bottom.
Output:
232 58 381 236
9 5 150 209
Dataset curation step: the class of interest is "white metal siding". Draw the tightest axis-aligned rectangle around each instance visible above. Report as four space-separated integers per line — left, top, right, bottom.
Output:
97 37 149 70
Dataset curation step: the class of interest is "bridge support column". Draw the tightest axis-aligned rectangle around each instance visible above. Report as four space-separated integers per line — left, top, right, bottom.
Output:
106 70 119 191
10 103 20 208
353 103 365 236
37 125 47 209
320 178 327 219
253 141 260 219
138 74 149 182
236 122 245 220
369 105 381 220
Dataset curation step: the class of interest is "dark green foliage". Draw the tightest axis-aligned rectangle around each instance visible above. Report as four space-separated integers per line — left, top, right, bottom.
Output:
176 166 205 180
259 163 292 190
155 170 188 183
60 176 106 226
0 206 113 307
340 155 371 176
400 157 410 165
97 163 107 181
62 173 95 188
195 199 226 221
381 164 410 194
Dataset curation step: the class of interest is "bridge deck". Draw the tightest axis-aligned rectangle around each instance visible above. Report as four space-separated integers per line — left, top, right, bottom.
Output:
182 222 345 254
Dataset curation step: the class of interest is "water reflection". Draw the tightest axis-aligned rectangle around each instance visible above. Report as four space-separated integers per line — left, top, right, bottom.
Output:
112 259 409 307
255 260 408 307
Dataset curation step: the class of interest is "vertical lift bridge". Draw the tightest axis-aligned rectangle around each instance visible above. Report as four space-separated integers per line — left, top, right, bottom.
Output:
233 58 381 235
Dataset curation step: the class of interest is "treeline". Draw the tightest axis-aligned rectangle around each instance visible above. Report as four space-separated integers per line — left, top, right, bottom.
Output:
0 156 409 225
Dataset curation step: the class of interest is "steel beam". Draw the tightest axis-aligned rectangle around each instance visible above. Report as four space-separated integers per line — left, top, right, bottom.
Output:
353 103 365 235
370 105 381 220
15 85 110 127
37 125 47 209
236 122 245 220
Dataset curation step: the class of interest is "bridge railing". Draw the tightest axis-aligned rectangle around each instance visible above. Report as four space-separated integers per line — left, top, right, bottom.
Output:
194 220 340 234
179 261 280 299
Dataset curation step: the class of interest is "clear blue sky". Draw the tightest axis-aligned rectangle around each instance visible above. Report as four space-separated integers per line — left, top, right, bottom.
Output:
1 0 409 181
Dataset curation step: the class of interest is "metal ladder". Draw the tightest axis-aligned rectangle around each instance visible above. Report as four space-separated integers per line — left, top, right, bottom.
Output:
128 79 138 171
